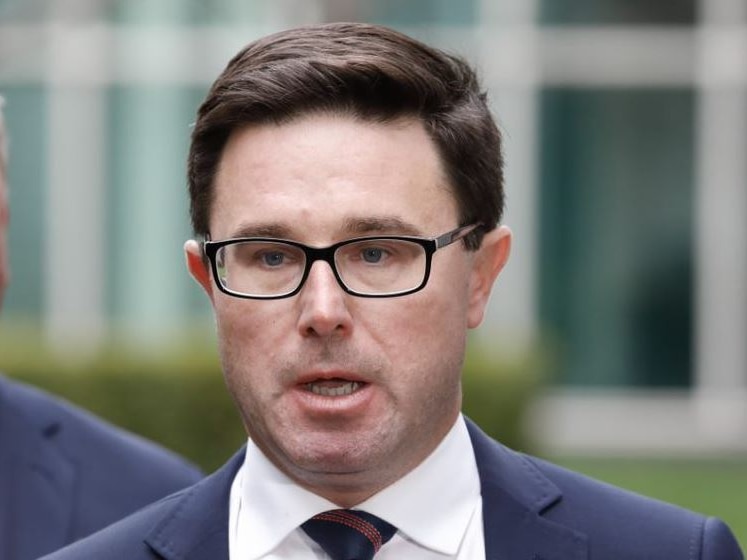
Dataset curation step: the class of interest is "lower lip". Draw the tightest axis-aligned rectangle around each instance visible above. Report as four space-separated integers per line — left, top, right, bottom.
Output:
290 382 374 416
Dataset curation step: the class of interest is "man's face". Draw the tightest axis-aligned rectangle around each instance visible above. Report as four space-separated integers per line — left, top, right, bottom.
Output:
186 113 510 505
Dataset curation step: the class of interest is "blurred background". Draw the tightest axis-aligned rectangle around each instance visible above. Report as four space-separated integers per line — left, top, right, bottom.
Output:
0 0 745 545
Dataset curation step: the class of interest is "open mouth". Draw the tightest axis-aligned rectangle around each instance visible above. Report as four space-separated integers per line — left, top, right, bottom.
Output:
304 379 365 397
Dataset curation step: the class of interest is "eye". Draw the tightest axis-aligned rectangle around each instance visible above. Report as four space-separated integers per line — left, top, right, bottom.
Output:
237 244 299 268
261 251 286 267
361 247 385 263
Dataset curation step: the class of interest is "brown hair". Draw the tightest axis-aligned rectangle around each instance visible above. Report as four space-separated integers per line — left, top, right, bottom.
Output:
188 22 504 249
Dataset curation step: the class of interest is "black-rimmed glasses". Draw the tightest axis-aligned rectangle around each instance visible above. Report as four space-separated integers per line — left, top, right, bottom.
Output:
202 223 482 300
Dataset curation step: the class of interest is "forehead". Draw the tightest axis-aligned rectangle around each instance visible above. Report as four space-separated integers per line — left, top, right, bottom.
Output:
210 113 459 240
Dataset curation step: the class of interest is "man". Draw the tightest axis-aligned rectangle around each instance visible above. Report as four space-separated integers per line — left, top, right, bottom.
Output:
43 23 743 560
0 98 203 560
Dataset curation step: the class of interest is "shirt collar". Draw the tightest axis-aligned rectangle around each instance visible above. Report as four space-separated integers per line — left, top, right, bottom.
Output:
235 414 480 558
358 414 481 554
234 441 337 559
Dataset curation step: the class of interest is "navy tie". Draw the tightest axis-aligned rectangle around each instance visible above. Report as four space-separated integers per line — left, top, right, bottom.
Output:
301 509 397 560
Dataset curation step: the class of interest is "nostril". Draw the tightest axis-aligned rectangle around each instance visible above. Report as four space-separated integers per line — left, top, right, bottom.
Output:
301 311 349 338
298 296 352 338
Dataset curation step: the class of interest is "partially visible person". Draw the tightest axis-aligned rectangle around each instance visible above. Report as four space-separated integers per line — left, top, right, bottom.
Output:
0 96 203 560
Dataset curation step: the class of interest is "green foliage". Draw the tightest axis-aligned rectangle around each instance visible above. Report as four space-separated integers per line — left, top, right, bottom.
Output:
461 347 541 453
0 330 539 472
2 337 244 472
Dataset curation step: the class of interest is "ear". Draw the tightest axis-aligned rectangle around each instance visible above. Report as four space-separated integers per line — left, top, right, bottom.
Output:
185 239 214 302
467 225 512 328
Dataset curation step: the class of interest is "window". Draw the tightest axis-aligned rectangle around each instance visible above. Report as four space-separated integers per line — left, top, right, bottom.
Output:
539 89 695 387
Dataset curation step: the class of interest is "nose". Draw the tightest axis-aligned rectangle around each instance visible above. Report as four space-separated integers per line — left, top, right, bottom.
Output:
296 261 353 338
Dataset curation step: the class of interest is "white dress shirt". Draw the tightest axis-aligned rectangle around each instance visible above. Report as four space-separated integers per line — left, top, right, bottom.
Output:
228 414 485 559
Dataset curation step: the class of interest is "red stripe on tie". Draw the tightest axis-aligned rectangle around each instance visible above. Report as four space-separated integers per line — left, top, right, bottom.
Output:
310 510 384 552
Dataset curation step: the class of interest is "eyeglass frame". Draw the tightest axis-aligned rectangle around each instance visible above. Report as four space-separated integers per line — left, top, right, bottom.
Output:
202 223 483 300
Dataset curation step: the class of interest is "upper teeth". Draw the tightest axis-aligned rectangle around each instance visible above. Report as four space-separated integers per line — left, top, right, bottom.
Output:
307 382 360 396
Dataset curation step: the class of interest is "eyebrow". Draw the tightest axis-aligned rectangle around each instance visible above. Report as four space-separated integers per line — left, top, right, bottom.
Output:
342 217 422 236
229 223 294 239
226 216 423 241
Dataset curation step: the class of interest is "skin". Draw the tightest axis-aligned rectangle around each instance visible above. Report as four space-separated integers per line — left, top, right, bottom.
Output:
186 112 511 507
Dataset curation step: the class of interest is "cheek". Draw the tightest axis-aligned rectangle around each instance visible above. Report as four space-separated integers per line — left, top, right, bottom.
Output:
215 304 253 356
213 302 279 381
214 299 287 343
410 271 471 359
371 285 469 376
380 296 467 424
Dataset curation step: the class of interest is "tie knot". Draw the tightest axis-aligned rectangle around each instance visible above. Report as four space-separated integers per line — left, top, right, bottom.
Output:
302 509 397 560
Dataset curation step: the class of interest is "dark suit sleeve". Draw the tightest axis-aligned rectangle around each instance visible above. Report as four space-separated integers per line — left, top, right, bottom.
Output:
702 517 744 559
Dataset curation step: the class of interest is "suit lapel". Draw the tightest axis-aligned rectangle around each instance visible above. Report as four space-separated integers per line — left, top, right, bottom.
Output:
467 420 589 560
145 449 244 560
0 376 76 560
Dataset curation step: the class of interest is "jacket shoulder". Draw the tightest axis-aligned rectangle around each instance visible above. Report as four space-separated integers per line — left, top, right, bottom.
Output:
525 454 743 559
38 492 183 560
38 449 242 560
466 419 742 559
1 375 202 533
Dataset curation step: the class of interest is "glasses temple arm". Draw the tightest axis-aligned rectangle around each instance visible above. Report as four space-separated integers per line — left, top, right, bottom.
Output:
433 223 482 249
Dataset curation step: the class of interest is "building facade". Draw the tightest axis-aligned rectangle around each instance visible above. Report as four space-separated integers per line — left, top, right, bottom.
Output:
1 0 745 453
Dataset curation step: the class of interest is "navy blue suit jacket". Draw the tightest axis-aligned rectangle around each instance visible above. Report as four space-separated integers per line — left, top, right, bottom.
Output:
0 375 203 560
40 419 743 559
